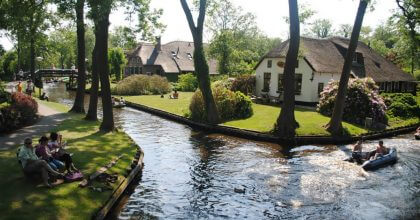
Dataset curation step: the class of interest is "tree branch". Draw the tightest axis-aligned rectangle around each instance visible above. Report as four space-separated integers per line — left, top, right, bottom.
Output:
196 0 207 34
180 0 197 34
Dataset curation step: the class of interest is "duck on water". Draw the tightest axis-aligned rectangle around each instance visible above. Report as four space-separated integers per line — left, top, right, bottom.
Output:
345 140 398 170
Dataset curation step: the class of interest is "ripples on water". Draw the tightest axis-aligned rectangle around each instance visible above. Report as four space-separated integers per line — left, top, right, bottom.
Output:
42 83 419 219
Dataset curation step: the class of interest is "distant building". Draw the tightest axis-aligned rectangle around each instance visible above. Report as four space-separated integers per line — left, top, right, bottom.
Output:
125 37 218 82
254 37 416 105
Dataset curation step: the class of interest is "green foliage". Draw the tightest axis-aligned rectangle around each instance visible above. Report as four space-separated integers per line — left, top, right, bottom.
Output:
112 74 170 95
109 26 138 50
0 81 10 104
176 73 198 92
317 78 388 125
381 93 420 118
189 86 253 122
230 74 256 95
309 19 333 38
108 47 127 81
0 50 18 80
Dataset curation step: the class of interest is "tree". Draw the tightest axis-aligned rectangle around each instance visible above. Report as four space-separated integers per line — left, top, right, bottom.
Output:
181 0 221 124
337 24 353 38
109 26 137 50
326 0 369 136
48 28 76 69
108 47 127 81
395 0 419 75
274 0 300 138
0 45 5 57
310 19 333 38
54 0 88 113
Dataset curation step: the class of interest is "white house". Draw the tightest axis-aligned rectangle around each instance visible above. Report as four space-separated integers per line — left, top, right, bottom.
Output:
254 37 416 105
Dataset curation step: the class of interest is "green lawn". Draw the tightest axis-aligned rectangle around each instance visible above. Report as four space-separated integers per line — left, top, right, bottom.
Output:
123 92 368 136
0 101 137 219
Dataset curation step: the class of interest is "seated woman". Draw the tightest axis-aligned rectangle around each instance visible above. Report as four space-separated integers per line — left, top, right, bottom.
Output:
18 137 63 188
35 136 64 171
169 90 179 99
48 132 78 174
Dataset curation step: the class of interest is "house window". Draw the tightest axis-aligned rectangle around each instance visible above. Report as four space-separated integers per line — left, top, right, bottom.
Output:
277 74 284 93
318 83 324 97
295 74 302 95
187 53 193 60
263 72 271 92
156 69 161 75
267 60 272 68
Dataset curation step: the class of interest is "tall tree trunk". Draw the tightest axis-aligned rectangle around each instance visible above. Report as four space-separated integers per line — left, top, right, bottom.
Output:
181 0 221 124
274 0 300 138
97 14 114 132
30 35 35 81
85 45 99 121
70 0 86 113
326 0 368 136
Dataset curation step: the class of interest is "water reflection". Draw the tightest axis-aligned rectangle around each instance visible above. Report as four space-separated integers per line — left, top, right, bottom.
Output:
42 83 419 219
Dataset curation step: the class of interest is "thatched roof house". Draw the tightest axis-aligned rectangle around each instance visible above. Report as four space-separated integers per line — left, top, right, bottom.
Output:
125 38 218 82
254 37 416 105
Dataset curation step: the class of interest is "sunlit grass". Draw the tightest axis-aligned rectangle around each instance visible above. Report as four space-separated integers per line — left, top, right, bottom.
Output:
0 102 137 219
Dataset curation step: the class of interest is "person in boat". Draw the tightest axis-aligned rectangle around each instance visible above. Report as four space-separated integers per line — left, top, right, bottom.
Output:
120 97 126 105
371 140 389 160
35 136 65 171
111 96 116 105
49 132 78 174
351 139 364 163
18 137 63 188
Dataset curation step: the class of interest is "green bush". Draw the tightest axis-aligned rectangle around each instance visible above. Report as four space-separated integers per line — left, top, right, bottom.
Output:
230 75 256 95
381 93 420 118
112 74 171 95
176 73 198 92
317 78 387 125
189 87 253 122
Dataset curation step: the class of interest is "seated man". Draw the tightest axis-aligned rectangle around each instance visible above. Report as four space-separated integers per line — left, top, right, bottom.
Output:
40 92 49 101
120 97 126 104
372 140 388 160
18 138 63 188
351 139 363 163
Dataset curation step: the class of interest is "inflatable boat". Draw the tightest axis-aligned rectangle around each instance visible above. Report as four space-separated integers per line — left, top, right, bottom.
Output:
113 102 126 108
361 148 397 170
415 133 420 140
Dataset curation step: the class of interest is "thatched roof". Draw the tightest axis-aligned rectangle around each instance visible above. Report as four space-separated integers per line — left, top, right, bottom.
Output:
258 37 415 82
129 41 218 75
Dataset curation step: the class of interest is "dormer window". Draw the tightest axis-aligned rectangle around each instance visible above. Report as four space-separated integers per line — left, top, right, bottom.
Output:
171 51 177 57
187 53 193 60
352 52 363 65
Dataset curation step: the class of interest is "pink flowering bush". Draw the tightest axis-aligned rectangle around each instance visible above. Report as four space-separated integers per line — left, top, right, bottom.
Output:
317 78 387 125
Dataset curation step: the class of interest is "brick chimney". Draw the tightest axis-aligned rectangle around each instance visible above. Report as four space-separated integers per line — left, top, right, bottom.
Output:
156 36 161 51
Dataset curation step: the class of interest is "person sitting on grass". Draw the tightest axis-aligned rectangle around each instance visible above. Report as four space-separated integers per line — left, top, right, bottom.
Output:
35 136 65 171
49 132 78 174
40 92 49 101
18 137 63 188
169 90 179 99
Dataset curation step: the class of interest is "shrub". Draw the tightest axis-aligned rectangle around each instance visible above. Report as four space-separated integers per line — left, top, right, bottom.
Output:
176 73 198 92
189 87 253 122
0 106 20 132
317 78 387 125
212 78 233 90
230 74 256 95
10 92 38 123
0 82 10 103
112 74 171 95
381 93 420 118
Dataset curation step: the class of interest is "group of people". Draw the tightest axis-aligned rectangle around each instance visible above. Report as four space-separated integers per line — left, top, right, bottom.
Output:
16 80 35 96
18 132 78 188
351 139 389 163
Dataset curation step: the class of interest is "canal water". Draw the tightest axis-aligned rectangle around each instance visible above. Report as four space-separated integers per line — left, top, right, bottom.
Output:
42 83 419 219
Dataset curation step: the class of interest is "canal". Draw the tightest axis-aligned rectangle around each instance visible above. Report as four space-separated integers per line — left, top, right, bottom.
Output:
43 83 419 219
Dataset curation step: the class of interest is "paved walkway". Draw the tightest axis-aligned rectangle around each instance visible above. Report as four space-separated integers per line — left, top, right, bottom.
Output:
0 102 69 150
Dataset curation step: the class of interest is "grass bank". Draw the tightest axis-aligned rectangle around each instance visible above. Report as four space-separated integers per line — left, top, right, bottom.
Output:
0 100 137 219
123 92 368 136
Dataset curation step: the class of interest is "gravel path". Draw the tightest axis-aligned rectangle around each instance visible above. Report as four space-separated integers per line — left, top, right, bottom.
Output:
0 101 69 150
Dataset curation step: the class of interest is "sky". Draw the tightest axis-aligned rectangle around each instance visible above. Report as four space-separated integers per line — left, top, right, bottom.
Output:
0 0 399 50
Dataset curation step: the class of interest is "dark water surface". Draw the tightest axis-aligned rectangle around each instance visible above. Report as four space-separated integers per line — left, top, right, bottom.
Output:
43 83 419 219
